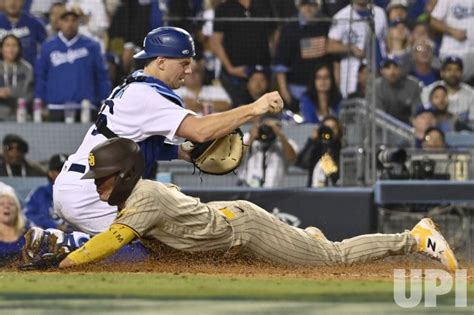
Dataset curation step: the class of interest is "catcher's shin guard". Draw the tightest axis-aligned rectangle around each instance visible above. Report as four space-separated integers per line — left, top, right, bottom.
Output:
20 227 90 270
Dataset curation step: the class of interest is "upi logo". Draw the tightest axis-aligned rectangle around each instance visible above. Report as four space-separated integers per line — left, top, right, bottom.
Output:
393 269 467 308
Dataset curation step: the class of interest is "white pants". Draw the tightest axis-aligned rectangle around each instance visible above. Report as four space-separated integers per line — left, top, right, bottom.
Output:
53 162 117 235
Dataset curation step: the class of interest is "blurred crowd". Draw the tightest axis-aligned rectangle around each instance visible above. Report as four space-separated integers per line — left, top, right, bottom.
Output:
0 0 473 190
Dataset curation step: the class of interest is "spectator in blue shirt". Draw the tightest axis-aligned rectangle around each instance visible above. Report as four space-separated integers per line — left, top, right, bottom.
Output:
35 7 111 122
299 64 341 123
408 37 440 87
0 186 26 266
23 153 68 230
0 0 47 66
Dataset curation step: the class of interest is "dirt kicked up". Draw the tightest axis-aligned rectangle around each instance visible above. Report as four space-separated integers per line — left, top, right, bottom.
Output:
2 249 474 280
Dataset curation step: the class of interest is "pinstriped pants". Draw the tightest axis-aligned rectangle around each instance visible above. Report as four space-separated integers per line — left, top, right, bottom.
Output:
217 200 417 266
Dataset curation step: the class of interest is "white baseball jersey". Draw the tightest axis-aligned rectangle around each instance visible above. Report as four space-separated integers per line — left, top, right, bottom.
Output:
421 80 474 121
329 5 387 97
431 0 474 56
431 0 474 78
53 71 195 235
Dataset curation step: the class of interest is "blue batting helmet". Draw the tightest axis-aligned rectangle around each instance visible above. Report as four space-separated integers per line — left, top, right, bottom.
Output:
133 27 196 59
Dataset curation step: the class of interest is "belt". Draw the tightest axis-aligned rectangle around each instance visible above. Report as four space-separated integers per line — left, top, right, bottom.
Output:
69 163 86 174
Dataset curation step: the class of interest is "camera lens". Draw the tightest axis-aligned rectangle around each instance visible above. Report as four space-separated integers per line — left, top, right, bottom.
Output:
258 125 276 143
377 148 407 164
318 125 334 144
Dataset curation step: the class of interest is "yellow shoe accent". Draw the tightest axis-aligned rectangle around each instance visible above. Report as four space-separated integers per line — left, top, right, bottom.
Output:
410 218 459 272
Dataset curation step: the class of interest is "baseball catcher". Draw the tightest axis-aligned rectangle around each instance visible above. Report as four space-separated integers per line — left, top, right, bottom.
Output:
23 138 458 272
50 26 284 237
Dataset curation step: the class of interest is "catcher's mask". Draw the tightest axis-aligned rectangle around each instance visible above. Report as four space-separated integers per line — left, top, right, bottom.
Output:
81 138 145 206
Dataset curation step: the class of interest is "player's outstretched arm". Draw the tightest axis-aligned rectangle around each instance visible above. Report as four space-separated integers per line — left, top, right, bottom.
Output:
176 91 283 143
59 224 136 268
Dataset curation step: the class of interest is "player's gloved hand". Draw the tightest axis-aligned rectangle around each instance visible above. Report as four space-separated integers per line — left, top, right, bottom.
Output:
20 227 89 270
186 129 244 175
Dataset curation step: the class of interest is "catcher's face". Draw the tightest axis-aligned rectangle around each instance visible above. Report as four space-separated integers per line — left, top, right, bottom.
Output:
94 173 117 202
158 57 193 89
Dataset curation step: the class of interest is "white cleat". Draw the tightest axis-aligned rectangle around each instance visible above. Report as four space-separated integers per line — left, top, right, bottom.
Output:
410 218 458 272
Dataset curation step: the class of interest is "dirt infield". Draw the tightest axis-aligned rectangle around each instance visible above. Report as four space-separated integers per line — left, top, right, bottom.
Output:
3 250 472 281
1 253 473 314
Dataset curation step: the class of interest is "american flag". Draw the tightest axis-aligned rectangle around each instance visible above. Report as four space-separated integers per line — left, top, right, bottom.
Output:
300 37 326 59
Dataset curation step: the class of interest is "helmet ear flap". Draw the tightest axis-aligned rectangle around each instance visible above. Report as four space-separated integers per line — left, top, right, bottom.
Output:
107 150 145 206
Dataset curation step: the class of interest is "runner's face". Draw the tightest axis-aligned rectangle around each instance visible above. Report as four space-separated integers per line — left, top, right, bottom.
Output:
94 173 117 202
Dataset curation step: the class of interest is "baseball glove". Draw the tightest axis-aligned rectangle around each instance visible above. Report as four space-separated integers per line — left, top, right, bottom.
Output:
183 129 244 175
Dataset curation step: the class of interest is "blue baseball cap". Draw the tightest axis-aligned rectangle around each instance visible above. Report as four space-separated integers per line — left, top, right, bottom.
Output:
380 57 400 68
414 105 436 117
441 56 463 70
247 64 269 78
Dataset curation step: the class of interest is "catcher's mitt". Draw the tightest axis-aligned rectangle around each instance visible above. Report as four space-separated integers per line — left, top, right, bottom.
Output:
184 129 244 175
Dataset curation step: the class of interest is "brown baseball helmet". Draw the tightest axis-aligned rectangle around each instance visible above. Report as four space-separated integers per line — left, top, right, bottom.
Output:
82 137 145 206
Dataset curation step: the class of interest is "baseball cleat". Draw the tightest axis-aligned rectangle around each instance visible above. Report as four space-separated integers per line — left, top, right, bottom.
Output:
410 218 458 272
305 226 328 241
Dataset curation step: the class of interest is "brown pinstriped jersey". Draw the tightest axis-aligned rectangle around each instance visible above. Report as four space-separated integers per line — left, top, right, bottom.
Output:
113 180 234 252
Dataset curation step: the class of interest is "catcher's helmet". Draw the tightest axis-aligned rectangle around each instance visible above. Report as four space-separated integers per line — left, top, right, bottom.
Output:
133 26 195 59
81 138 145 206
